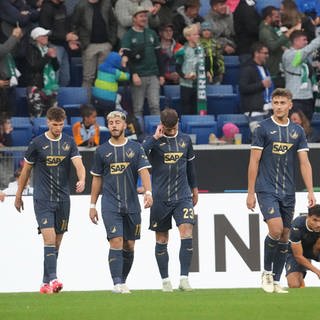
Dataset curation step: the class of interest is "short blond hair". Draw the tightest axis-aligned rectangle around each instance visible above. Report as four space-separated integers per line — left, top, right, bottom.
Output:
183 24 199 38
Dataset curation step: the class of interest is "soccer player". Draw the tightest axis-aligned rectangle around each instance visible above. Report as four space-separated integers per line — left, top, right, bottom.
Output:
286 205 320 288
89 110 152 294
142 108 198 292
14 106 86 294
246 88 316 294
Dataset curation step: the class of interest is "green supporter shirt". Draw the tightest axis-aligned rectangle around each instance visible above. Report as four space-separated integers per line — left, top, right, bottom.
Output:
121 27 160 77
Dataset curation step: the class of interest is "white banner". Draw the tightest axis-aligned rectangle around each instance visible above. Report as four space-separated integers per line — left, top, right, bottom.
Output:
0 193 319 292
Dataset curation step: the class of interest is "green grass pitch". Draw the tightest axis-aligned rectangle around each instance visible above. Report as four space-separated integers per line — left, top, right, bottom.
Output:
0 288 318 320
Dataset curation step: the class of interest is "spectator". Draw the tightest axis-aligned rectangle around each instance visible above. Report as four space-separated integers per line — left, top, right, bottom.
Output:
239 42 273 127
0 0 40 86
259 6 300 88
221 122 240 143
290 109 319 142
26 27 60 117
39 0 80 87
282 30 320 120
72 104 100 147
233 0 260 64
92 51 130 116
121 6 165 117
172 0 203 44
199 21 224 84
205 0 236 55
175 24 202 114
115 0 161 40
159 22 182 85
0 26 23 116
71 0 117 91
0 115 13 147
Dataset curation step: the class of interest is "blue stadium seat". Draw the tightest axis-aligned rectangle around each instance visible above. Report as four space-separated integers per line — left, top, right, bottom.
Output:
163 85 181 115
217 114 251 143
14 87 28 116
206 84 233 95
57 87 89 106
11 117 31 127
11 125 33 146
222 56 240 86
182 115 217 144
207 93 239 116
144 115 160 134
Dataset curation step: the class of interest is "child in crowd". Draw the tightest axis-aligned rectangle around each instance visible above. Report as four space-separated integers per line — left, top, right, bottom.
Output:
175 24 204 114
199 21 225 84
72 104 100 147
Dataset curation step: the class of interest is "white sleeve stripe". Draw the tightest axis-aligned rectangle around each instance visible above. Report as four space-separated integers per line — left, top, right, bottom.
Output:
138 165 152 171
297 148 309 152
24 158 34 164
251 146 263 150
90 171 102 176
71 155 82 159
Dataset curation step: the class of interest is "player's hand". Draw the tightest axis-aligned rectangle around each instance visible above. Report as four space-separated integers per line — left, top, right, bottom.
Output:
14 196 24 212
76 180 85 193
192 188 198 206
89 208 99 224
307 192 316 208
246 193 256 211
144 194 153 208
153 124 164 140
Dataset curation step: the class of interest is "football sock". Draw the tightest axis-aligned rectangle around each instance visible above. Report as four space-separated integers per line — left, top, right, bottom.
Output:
109 248 123 285
179 238 193 276
122 250 134 283
273 242 288 282
264 235 279 271
155 242 169 279
44 245 57 282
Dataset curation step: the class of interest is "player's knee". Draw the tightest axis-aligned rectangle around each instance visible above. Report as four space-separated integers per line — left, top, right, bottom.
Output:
109 237 123 249
287 275 302 288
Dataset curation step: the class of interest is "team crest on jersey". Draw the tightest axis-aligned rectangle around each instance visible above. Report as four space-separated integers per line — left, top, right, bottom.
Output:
62 142 70 151
110 162 130 174
272 142 293 155
289 130 299 139
126 149 135 158
164 152 183 164
179 140 186 148
46 156 66 166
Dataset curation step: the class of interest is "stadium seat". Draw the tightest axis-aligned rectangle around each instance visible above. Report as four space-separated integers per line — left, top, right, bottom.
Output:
222 56 240 86
181 115 216 144
207 93 239 116
163 85 181 115
11 117 31 127
217 114 251 143
57 87 89 106
11 125 33 146
144 115 160 134
206 84 234 95
14 87 29 116
311 113 320 140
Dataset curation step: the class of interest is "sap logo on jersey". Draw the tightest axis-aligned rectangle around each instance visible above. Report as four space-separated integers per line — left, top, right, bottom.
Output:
272 142 293 155
46 156 65 166
110 162 130 174
164 152 183 164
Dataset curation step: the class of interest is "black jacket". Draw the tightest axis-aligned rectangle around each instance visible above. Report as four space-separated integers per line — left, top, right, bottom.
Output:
26 42 59 88
239 59 268 113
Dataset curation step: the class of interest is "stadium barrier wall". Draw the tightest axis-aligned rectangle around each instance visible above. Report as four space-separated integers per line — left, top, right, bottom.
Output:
1 193 319 293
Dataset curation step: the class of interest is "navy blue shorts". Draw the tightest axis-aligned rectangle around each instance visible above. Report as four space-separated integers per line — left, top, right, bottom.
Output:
285 253 307 278
101 210 141 241
149 198 195 232
34 199 70 234
256 192 295 228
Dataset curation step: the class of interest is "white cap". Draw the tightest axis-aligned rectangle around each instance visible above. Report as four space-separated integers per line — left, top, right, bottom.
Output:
30 27 51 40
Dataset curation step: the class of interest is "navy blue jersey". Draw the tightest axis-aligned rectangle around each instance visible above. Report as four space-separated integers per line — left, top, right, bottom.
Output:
24 133 81 201
252 117 308 195
143 132 196 201
91 139 151 213
289 215 320 260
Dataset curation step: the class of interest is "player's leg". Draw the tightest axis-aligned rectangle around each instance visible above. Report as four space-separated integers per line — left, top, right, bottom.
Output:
150 201 173 291
174 200 195 291
286 253 306 288
286 272 305 288
122 240 135 294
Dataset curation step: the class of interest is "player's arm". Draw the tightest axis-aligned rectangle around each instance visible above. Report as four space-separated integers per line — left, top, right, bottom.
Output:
298 151 316 207
187 159 198 206
72 157 86 193
14 162 33 212
142 124 163 154
139 168 153 209
291 242 320 278
246 148 262 211
89 175 102 224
